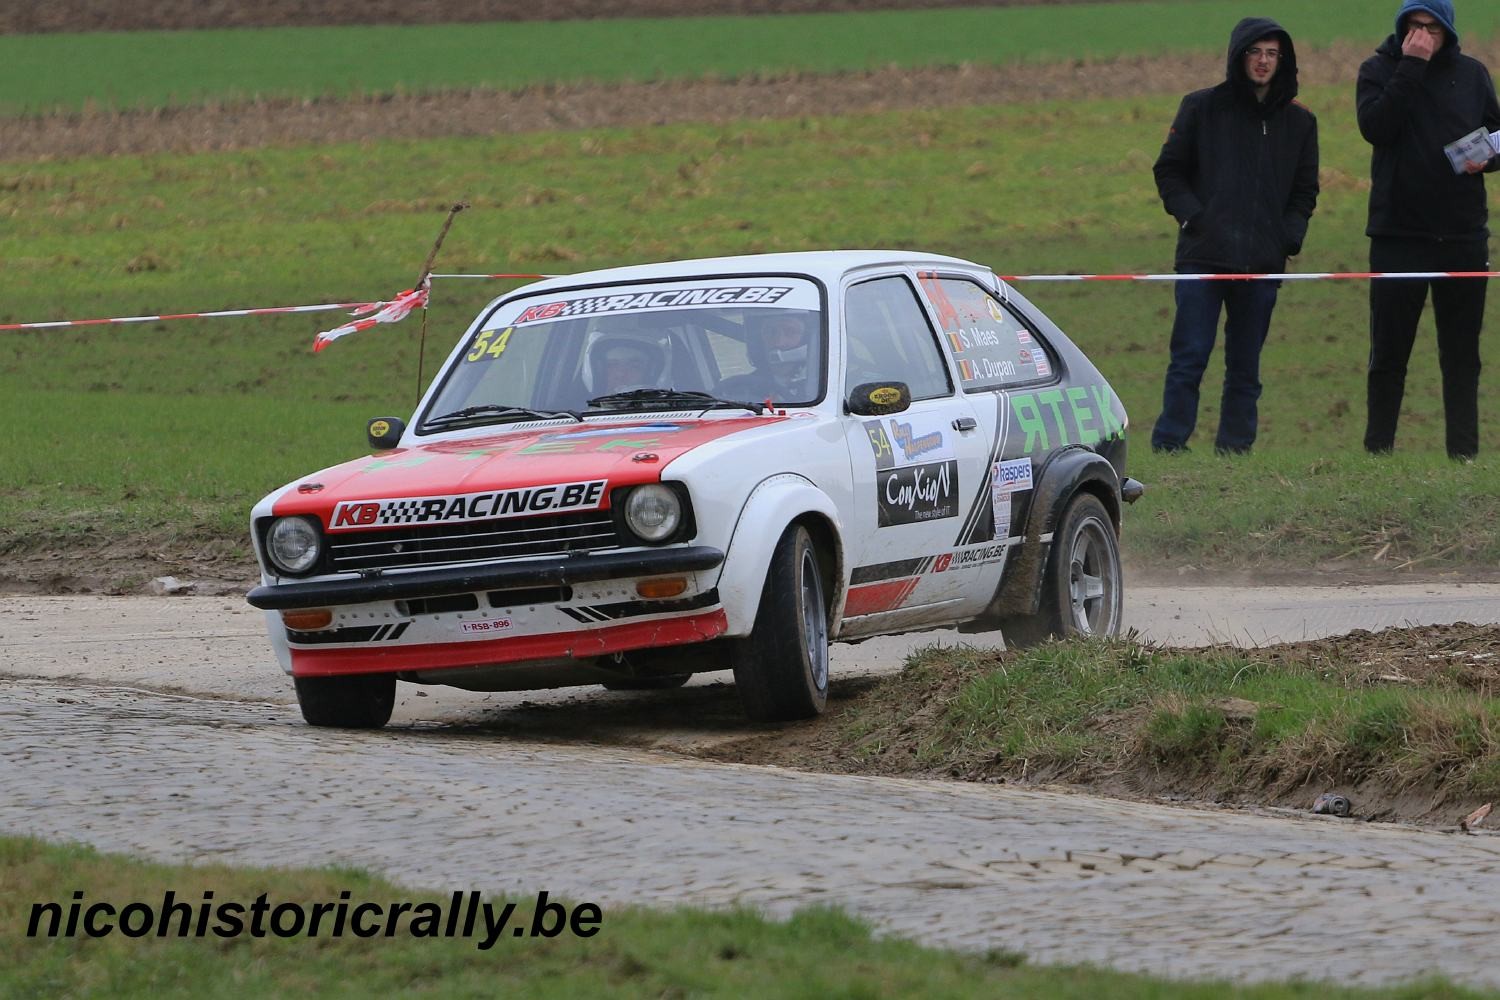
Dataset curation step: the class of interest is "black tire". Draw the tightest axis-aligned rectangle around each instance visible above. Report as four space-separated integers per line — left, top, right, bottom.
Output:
731 524 831 722
1000 492 1122 649
600 673 692 691
293 674 396 729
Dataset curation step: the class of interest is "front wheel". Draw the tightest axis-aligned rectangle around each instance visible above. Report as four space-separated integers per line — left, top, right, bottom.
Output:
731 524 830 722
999 492 1122 648
293 674 396 729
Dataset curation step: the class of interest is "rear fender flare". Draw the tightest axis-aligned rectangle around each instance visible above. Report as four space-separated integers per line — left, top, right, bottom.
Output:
988 447 1120 619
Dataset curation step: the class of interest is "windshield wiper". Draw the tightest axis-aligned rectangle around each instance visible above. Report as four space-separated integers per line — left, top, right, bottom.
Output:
586 389 765 414
423 404 584 430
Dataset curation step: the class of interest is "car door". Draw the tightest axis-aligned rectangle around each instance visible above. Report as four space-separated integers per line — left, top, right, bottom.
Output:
838 271 992 637
912 269 1071 603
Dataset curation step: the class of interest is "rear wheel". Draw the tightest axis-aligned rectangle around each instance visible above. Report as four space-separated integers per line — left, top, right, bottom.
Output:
1000 492 1122 648
731 524 830 722
293 674 396 729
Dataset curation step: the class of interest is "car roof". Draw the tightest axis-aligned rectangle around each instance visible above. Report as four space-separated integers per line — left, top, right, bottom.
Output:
510 250 989 296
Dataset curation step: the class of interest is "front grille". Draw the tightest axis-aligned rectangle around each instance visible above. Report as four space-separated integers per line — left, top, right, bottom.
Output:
327 510 620 573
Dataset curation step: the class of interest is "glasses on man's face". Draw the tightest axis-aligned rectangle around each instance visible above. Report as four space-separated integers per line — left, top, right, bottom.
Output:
1407 19 1444 35
1245 47 1281 62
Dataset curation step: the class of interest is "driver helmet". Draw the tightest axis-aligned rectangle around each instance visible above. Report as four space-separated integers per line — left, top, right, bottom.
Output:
582 329 670 393
747 310 815 395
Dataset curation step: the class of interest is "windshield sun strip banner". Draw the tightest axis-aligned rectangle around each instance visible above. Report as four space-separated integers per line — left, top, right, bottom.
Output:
495 279 821 327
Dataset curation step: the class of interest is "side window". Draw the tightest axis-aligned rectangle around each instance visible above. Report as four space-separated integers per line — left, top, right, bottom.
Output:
843 277 953 401
917 272 1056 391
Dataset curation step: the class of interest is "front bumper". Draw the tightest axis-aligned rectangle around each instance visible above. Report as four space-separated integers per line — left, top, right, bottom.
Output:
246 545 725 610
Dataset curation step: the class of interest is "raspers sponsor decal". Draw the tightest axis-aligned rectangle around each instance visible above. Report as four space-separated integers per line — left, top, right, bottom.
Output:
878 460 959 526
330 480 606 531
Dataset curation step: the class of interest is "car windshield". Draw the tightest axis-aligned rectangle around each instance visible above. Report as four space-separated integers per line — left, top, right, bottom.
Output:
420 277 825 430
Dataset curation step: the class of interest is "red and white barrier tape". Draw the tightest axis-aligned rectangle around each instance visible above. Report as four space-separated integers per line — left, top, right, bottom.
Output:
428 272 555 280
0 299 383 332
431 269 1500 283
994 270 1500 282
312 282 430 353
5 269 1498 350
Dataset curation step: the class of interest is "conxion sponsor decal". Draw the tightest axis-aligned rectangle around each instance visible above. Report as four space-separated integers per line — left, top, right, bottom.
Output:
878 460 959 526
514 286 791 324
329 480 606 531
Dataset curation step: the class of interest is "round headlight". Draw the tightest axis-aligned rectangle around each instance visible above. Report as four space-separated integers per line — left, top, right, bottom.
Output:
623 485 682 543
266 516 323 574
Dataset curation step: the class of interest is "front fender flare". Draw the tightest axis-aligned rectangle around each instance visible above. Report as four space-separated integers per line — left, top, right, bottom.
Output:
716 474 845 638
982 446 1120 621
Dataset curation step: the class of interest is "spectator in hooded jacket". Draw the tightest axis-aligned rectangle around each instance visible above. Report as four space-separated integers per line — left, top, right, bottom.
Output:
1151 16 1319 455
1357 0 1500 461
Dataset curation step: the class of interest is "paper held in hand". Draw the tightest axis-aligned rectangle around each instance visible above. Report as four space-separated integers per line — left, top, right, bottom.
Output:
1443 127 1500 173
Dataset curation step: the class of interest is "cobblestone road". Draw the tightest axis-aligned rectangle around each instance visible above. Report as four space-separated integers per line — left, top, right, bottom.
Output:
5 677 1500 989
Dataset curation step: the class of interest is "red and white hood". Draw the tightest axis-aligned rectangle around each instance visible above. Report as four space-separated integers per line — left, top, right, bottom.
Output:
265 416 787 530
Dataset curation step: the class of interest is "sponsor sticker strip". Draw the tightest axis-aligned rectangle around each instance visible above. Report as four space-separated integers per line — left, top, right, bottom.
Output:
329 480 606 531
511 286 794 325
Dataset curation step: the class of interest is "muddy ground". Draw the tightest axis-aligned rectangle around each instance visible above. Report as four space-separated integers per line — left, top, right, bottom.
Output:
2 0 1125 34
461 621 1500 828
6 38 1454 160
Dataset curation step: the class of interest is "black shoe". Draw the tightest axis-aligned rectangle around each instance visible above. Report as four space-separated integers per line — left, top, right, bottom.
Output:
1152 443 1190 455
1214 444 1251 457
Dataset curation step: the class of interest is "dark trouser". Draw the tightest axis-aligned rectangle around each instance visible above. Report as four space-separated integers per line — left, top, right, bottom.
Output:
1152 277 1280 453
1365 238 1487 459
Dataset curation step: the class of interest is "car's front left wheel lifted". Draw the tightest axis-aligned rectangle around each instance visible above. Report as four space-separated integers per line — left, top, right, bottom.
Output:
731 524 830 722
293 674 396 729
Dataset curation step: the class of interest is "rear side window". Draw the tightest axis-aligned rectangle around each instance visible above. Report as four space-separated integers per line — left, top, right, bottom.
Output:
917 272 1056 391
843 276 953 401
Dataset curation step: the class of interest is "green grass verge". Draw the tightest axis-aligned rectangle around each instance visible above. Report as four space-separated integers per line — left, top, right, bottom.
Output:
2 1 1497 113
2 835 1485 997
1 85 1496 572
876 637 1500 803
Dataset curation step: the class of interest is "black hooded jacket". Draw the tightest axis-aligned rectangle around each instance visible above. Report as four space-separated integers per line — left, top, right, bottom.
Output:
1357 29 1500 242
1154 17 1320 273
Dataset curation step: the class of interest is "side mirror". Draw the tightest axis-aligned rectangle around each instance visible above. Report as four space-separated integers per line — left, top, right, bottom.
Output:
366 416 406 451
846 381 911 416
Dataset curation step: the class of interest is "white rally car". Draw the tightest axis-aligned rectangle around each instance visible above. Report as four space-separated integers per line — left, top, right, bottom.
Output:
247 251 1142 728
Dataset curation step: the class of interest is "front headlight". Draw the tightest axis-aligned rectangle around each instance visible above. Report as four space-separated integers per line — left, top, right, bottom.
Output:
623 485 682 543
266 516 323 574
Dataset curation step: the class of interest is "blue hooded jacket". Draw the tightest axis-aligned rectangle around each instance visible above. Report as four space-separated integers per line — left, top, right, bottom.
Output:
1357 0 1500 240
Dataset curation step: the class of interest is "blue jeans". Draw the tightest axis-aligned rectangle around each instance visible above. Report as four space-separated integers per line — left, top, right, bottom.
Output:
1152 278 1280 453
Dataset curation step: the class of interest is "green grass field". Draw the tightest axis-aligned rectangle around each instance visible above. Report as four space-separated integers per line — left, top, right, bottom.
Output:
3 835 1484 998
3 0 1499 113
4 82 1497 572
